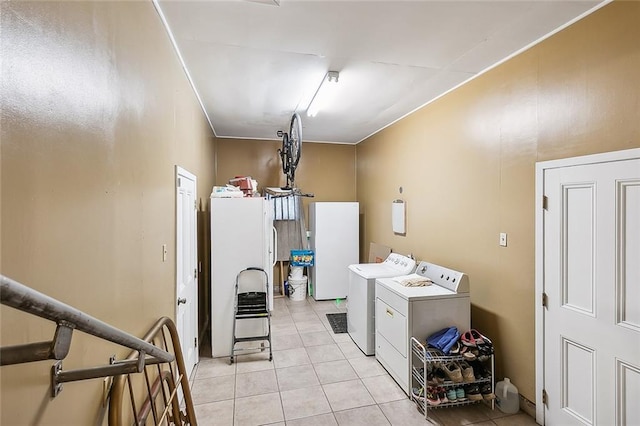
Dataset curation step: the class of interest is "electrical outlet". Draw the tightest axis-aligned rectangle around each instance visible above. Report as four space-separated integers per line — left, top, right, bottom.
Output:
499 232 508 247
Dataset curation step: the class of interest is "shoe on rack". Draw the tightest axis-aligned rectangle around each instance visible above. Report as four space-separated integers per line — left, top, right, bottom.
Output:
434 366 447 384
458 360 476 382
470 360 490 380
427 371 438 386
461 329 491 347
443 362 463 383
466 384 483 401
412 387 425 402
461 346 478 361
470 329 494 357
426 387 441 406
480 383 495 401
446 388 458 402
438 387 448 404
455 387 467 402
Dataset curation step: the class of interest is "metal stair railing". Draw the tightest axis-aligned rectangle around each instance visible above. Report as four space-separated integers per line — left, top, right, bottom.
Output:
109 316 197 426
0 274 197 425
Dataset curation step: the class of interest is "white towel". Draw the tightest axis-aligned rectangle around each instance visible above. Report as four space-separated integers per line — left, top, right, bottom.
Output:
391 273 432 287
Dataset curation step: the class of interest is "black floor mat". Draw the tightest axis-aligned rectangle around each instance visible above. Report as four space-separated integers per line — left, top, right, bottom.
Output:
326 313 348 334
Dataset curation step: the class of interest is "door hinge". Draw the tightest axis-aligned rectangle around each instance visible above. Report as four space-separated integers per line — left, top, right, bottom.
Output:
542 195 548 211
542 292 548 308
194 199 197 210
542 389 548 406
194 337 198 348
194 268 198 279
178 177 181 186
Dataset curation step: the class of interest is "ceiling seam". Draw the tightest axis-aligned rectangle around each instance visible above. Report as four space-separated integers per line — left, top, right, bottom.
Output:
355 0 613 145
152 0 218 138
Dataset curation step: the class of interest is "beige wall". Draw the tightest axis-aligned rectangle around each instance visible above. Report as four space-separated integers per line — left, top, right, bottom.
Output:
216 138 357 207
357 1 640 402
0 2 215 424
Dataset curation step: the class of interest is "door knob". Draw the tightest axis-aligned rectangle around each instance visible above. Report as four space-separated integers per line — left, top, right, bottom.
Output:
177 298 187 305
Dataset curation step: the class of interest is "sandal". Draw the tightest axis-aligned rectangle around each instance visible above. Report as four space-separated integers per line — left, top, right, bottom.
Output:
475 332 494 358
461 329 486 347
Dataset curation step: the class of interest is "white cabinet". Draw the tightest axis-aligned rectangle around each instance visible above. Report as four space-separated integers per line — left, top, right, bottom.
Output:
374 278 470 396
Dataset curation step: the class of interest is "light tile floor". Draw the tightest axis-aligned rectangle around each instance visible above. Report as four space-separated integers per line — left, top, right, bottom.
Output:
191 296 537 426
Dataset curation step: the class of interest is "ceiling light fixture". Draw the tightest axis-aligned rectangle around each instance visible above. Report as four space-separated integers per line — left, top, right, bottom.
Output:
306 71 339 118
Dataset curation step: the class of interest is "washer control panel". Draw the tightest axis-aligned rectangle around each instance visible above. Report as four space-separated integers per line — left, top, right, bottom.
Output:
383 253 416 274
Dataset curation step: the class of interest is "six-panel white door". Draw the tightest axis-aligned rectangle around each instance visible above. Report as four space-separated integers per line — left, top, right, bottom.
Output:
176 166 198 380
542 154 640 425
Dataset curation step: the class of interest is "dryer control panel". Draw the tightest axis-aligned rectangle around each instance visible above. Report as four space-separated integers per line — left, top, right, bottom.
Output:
415 261 469 293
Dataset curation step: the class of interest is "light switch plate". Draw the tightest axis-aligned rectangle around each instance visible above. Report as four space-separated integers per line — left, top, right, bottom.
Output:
499 232 508 247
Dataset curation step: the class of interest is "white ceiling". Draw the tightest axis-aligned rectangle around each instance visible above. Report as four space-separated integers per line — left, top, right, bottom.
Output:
156 0 606 144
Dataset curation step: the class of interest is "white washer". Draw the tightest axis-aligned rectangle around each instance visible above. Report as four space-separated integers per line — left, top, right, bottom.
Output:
375 261 470 395
347 253 416 355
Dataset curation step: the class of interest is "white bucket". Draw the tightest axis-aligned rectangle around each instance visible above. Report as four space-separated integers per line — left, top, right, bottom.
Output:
289 266 304 279
288 276 308 302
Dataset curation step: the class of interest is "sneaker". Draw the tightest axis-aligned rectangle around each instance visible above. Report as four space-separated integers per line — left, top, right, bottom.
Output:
437 387 448 404
458 360 476 382
455 387 467 401
426 387 441 406
470 360 490 380
443 362 463 383
466 384 483 401
446 388 458 402
480 383 495 401
412 387 425 402
427 371 438 386
434 366 447 384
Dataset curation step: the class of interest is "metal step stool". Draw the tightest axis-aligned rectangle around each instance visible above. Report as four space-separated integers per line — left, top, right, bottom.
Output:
230 267 272 364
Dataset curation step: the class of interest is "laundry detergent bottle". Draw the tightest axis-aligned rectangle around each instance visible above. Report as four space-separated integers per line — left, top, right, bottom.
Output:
495 378 519 414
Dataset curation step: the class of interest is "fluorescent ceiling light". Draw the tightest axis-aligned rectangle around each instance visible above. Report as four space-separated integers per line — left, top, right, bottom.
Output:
306 71 339 118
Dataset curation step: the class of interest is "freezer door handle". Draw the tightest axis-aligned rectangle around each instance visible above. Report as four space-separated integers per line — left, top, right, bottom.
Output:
272 226 277 266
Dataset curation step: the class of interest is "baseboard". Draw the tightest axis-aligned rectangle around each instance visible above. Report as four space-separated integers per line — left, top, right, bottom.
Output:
519 394 536 418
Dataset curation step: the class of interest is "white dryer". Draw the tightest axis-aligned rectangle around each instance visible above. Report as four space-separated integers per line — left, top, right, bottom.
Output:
347 253 416 355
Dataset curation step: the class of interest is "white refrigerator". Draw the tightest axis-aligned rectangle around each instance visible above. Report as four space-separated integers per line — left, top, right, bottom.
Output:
210 197 275 357
309 202 359 300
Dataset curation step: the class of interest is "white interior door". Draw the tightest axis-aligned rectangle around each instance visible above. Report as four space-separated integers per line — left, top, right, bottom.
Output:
536 150 640 425
176 166 198 379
